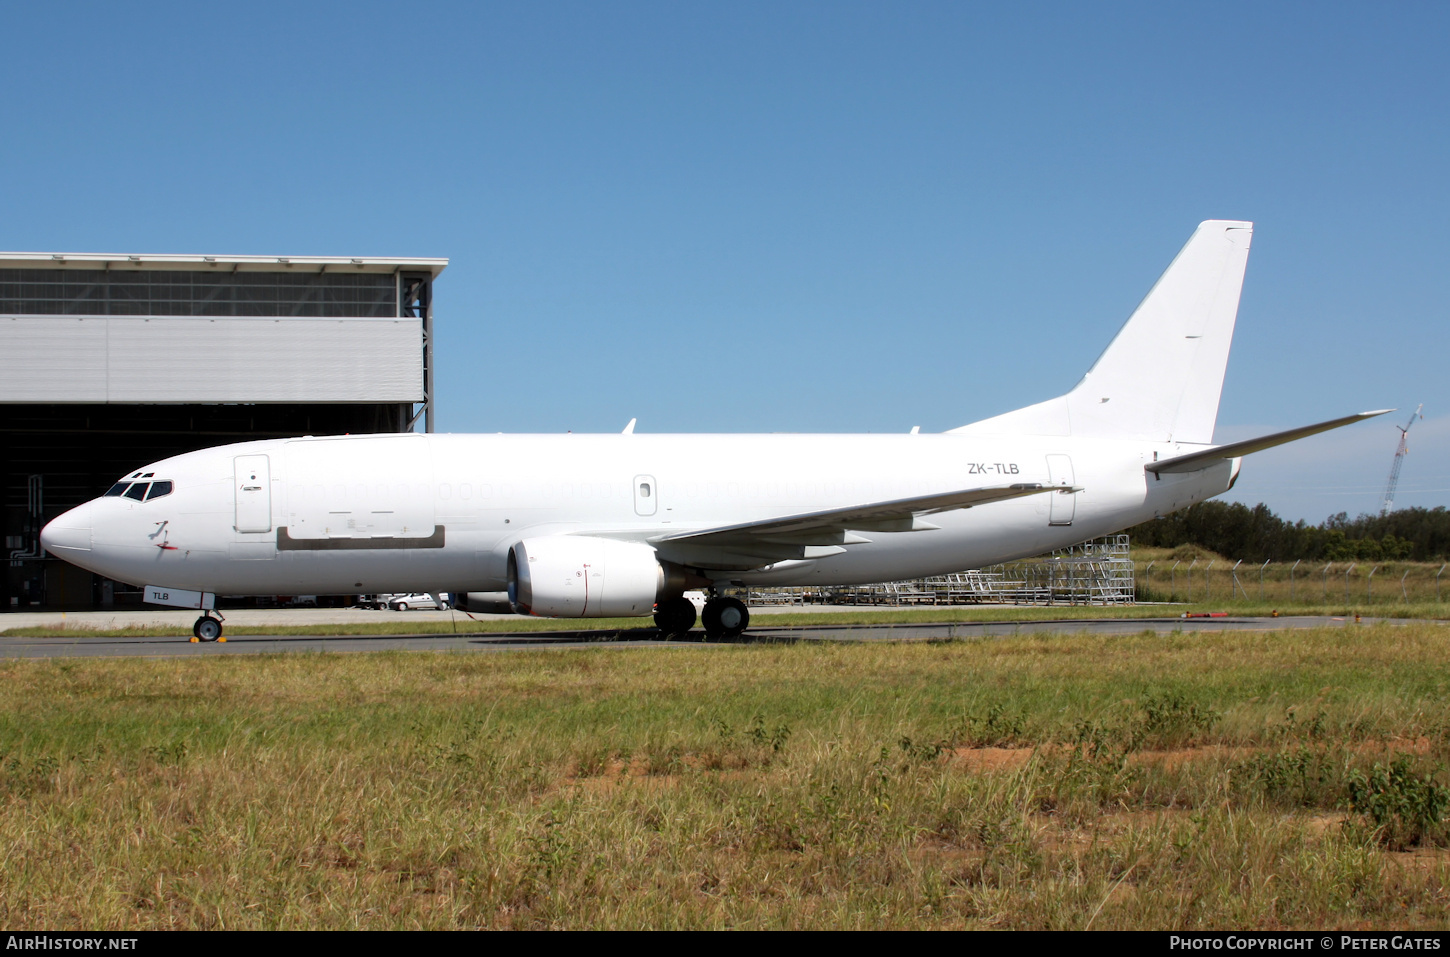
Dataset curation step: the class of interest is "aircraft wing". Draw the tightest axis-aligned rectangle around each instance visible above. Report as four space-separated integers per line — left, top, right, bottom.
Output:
651 483 1067 566
1145 410 1392 475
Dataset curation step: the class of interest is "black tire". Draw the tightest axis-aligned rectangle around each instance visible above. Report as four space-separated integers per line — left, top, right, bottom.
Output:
395 602 409 612
701 597 750 640
192 618 202 639
653 597 697 638
196 617 222 642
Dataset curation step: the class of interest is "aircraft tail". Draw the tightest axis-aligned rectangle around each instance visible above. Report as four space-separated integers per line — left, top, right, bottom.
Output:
951 220 1253 444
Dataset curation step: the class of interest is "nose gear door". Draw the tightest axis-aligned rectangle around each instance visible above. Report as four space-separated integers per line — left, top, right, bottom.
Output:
234 454 272 533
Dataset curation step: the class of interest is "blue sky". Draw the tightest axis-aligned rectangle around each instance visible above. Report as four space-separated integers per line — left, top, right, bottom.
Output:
1 2 1445 522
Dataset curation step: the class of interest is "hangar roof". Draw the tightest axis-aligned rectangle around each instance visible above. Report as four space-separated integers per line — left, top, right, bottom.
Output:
0 252 447 277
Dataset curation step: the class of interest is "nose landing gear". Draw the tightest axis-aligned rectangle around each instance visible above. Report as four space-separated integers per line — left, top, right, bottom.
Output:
191 611 226 643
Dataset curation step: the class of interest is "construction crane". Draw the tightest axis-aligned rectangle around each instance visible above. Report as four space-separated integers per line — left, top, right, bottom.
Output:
1382 403 1424 516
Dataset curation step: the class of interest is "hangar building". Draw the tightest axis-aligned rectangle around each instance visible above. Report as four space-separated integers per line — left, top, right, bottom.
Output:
2 252 447 609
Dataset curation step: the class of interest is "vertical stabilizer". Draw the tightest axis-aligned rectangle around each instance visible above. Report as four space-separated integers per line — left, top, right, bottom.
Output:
953 220 1252 443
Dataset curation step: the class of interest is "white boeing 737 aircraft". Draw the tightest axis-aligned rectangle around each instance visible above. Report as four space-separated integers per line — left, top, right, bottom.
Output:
41 221 1385 641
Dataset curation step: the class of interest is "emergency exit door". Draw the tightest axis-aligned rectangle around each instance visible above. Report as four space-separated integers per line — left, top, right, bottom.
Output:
234 454 272 533
633 474 658 517
1046 454 1075 526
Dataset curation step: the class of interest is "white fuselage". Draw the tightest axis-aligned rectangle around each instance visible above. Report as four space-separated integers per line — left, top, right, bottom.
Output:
42 431 1236 596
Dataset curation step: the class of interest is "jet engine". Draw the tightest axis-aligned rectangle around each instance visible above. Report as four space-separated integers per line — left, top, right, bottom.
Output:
508 536 665 617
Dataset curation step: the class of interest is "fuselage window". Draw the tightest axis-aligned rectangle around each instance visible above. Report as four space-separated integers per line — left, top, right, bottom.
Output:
146 481 174 500
124 483 150 501
104 483 130 497
639 482 652 498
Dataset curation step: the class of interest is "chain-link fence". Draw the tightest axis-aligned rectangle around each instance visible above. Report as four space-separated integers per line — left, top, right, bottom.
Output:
1134 557 1450 606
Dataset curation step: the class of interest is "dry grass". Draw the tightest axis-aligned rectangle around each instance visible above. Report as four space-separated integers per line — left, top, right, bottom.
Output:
3 623 1450 928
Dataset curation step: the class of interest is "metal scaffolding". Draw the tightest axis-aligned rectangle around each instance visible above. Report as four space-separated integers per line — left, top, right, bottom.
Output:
741 535 1136 606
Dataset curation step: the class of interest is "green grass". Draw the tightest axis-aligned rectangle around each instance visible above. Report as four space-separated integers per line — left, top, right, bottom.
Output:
3 623 1450 928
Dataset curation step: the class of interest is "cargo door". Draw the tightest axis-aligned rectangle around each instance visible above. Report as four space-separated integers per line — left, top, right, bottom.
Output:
235 454 273 533
1046 454 1075 526
283 435 434 541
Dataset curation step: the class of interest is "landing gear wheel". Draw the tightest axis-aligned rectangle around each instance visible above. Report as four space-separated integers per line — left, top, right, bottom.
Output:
653 597 697 639
702 597 750 640
195 616 223 643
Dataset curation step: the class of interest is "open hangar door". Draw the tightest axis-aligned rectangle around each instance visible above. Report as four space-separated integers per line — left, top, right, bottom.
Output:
0 252 446 611
3 402 417 610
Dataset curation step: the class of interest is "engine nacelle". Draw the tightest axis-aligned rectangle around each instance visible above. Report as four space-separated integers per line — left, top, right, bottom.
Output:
508 536 662 618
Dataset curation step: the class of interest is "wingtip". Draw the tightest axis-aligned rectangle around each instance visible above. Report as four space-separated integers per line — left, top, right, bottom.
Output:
1362 409 1396 417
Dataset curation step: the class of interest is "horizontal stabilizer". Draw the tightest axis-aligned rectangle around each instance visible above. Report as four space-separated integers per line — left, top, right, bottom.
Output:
655 483 1065 550
1145 410 1392 474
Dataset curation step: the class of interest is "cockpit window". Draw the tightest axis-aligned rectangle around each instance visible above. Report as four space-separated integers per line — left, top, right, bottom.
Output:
124 483 150 501
104 482 130 497
146 481 173 500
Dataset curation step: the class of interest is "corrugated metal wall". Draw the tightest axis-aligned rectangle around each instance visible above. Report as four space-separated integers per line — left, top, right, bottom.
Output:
0 317 423 403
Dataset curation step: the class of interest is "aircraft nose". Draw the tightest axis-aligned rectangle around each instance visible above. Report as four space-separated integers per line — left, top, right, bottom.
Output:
41 502 94 554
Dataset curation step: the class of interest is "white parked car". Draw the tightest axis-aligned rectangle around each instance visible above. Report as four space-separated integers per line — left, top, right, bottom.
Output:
387 593 448 611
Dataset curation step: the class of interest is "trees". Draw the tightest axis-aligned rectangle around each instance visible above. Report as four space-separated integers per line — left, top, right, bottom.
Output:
1128 503 1448 562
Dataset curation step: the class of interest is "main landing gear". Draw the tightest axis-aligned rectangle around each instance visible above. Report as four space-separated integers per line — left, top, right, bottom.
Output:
701 596 749 640
653 597 697 638
191 611 225 643
653 595 751 640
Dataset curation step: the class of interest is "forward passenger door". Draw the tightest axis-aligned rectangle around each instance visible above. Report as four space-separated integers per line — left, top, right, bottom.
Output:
234 454 272 533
